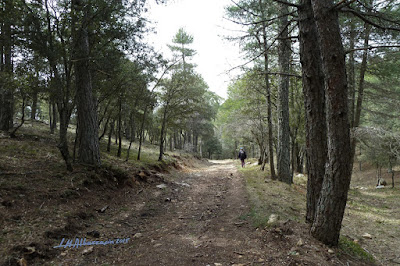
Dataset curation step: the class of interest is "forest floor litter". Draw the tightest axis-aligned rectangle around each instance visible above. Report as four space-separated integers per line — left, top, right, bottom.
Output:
1 124 399 265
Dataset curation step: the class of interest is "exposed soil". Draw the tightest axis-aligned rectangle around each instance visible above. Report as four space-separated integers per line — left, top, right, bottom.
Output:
1 157 377 266
1 124 388 266
341 164 400 266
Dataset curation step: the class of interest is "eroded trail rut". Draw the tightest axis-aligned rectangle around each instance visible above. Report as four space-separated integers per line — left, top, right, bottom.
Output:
128 161 266 265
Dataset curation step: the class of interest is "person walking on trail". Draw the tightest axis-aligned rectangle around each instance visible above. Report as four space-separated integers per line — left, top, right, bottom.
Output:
238 147 247 168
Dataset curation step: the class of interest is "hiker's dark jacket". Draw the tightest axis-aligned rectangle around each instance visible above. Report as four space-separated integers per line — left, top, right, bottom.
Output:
238 151 247 160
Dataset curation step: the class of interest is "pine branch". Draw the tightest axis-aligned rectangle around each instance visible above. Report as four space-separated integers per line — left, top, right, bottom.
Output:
272 0 300 8
342 7 400 31
345 45 400 53
230 0 262 18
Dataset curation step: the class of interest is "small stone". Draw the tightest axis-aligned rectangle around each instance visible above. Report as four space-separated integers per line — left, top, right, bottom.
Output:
362 233 373 239
24 246 36 254
133 233 143 238
61 252 67 256
258 258 265 262
267 214 279 225
214 263 222 266
220 228 225 232
153 243 162 248
296 239 304 247
82 246 94 255
156 184 167 189
18 258 28 266
328 249 335 254
98 205 108 213
288 249 299 256
139 171 146 177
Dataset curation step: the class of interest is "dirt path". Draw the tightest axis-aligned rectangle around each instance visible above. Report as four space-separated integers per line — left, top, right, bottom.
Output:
48 160 368 266
124 160 266 265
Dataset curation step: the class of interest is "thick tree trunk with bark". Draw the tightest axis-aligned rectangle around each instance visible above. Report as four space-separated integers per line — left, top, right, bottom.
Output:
31 90 38 120
277 2 291 184
298 0 327 224
310 0 352 246
0 0 14 131
72 0 100 167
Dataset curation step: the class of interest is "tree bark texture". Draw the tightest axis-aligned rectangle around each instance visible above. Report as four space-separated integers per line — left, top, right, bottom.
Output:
310 0 352 246
31 90 38 120
73 0 101 166
0 0 14 131
298 0 327 224
277 2 292 184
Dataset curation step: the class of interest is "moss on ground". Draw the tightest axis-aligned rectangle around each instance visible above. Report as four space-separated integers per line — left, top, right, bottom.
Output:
338 236 375 263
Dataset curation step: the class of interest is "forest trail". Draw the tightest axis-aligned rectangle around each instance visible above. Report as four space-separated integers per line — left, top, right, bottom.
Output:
50 160 363 265
115 160 267 265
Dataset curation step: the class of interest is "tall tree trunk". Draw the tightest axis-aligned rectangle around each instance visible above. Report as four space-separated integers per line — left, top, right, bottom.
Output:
44 0 72 171
0 6 3 73
262 23 276 180
49 100 53 133
348 20 356 128
0 0 14 131
107 120 114 152
117 97 122 157
277 2 291 184
159 107 168 161
73 121 79 162
126 111 135 161
310 0 352 246
298 0 327 224
51 102 57 132
31 89 38 120
72 0 100 166
10 93 26 138
57 105 73 171
137 108 148 161
99 113 111 141
297 147 305 174
350 23 371 166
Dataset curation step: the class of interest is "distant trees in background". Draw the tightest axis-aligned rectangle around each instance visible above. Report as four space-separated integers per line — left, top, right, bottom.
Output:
157 28 220 161
0 1 219 168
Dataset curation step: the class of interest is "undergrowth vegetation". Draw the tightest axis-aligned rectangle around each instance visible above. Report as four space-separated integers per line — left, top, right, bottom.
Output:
237 160 400 264
237 160 306 228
